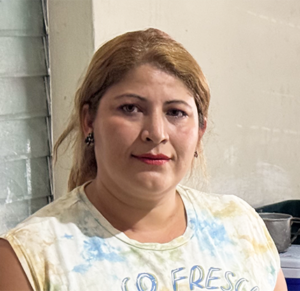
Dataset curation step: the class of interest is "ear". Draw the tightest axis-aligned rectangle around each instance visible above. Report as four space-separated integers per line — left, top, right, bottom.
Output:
197 117 207 146
81 104 94 136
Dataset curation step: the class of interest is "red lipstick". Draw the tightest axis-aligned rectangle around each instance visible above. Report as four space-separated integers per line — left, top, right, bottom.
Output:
133 153 170 165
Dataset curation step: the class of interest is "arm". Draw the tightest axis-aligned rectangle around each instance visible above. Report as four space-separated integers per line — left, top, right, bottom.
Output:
274 268 287 291
0 238 33 291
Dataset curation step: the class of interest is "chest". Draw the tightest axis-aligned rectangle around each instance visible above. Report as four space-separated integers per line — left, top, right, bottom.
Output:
41 237 272 291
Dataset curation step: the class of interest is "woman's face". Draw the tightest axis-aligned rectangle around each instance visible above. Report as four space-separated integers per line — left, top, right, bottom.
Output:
85 64 205 199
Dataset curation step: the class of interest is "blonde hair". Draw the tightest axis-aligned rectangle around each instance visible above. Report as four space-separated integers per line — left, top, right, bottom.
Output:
54 28 210 191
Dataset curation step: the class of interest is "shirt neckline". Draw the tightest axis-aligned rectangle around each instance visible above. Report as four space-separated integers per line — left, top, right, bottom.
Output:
77 182 195 251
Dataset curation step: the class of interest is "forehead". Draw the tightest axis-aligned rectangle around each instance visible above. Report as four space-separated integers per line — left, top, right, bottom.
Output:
102 64 195 103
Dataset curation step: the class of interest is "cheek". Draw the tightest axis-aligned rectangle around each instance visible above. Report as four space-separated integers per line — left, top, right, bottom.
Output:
180 122 199 142
172 125 199 154
97 118 140 151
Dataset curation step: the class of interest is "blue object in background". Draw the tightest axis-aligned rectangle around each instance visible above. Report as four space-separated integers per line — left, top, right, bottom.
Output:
280 245 300 291
286 278 300 291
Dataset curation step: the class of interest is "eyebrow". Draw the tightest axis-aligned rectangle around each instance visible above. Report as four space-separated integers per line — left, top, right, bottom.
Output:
114 94 193 108
165 100 193 109
114 94 147 102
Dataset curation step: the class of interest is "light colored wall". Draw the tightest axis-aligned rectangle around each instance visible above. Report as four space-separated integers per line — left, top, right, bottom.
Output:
49 0 94 196
51 0 300 207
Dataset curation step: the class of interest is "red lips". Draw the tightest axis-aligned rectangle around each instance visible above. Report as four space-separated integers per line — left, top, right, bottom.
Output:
133 153 170 165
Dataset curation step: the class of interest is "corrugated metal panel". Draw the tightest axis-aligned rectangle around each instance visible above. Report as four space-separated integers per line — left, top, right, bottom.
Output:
0 37 47 77
0 0 45 36
0 77 48 119
0 157 51 202
0 117 49 159
0 0 51 233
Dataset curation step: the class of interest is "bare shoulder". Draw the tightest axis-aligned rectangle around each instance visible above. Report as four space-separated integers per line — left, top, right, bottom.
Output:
274 269 287 291
0 238 33 291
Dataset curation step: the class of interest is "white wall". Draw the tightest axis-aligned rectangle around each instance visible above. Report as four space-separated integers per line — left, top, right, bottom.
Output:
49 0 94 196
51 0 300 207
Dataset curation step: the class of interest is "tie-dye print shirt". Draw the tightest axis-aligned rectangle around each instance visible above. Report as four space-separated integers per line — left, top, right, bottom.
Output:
1 184 279 291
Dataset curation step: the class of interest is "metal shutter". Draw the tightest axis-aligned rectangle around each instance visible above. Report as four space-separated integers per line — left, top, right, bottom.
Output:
0 0 52 233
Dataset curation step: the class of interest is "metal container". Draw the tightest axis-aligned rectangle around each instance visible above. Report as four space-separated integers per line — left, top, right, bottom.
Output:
259 213 300 253
256 200 300 245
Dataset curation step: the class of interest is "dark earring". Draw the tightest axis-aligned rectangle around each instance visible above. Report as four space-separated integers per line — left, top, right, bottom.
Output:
194 151 198 158
85 132 94 146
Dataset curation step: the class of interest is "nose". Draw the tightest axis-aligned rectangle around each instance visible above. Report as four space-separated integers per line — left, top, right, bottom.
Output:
141 112 169 144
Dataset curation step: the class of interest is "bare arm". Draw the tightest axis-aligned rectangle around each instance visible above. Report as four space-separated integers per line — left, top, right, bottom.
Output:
0 238 33 291
274 268 287 291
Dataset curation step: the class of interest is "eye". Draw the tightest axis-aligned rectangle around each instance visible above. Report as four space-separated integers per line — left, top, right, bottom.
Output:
167 109 188 118
120 104 139 113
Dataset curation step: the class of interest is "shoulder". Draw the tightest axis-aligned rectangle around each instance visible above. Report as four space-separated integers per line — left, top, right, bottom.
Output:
178 184 281 278
0 185 87 265
178 184 268 235
28 186 83 219
177 184 255 217
5 185 84 232
0 185 89 290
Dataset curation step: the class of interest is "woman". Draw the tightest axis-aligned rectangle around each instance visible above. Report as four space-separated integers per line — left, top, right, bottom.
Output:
0 28 286 290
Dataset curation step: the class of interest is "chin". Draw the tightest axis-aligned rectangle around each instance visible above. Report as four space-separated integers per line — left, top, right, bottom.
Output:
129 173 179 194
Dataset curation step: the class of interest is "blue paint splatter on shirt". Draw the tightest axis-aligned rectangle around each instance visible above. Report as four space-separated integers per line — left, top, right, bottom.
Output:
73 236 124 273
189 211 232 256
63 234 73 239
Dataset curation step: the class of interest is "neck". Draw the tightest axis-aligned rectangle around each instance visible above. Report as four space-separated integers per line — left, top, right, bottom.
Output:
85 179 187 243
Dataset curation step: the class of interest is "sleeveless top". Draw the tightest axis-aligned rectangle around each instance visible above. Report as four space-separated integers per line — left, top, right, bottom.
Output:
1 184 280 291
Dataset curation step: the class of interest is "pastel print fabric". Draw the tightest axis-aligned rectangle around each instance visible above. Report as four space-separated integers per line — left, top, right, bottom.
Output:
1 184 280 291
